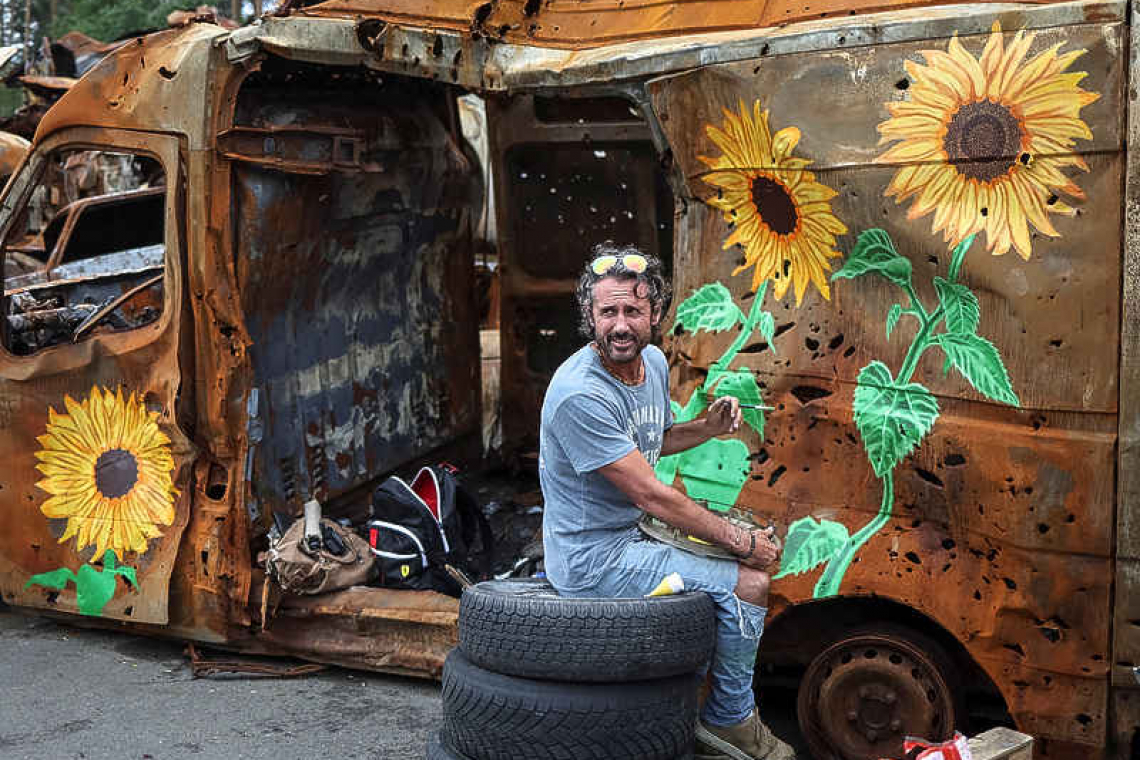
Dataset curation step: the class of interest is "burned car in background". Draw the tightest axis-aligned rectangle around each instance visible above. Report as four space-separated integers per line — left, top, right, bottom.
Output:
0 1 1136 758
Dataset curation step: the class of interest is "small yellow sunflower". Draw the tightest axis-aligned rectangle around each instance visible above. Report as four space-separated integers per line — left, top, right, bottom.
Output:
35 386 178 562
877 22 1100 259
700 99 847 305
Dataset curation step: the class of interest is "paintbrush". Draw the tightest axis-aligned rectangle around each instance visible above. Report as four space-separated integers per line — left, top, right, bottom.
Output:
705 394 775 411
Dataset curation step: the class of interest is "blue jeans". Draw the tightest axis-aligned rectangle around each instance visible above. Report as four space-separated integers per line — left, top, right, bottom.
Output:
554 536 765 727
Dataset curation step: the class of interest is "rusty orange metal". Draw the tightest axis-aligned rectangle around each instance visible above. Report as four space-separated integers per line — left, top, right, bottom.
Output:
0 2 1133 758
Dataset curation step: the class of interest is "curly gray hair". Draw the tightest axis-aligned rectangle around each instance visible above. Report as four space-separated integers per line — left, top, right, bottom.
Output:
575 242 671 340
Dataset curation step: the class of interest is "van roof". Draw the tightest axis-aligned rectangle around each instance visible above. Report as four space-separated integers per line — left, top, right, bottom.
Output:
297 0 1066 50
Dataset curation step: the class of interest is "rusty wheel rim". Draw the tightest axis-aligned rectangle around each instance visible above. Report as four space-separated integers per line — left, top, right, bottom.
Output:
797 632 957 760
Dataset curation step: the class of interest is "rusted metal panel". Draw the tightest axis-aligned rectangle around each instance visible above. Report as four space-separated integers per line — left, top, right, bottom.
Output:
229 63 480 522
35 25 228 150
1111 3 1140 752
301 0 1060 50
242 580 459 677
0 129 193 626
645 13 1122 750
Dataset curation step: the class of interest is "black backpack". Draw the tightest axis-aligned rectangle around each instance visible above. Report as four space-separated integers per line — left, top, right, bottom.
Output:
367 464 494 597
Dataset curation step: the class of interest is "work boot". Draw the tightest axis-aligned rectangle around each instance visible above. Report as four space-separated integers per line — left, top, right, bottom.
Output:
694 709 796 760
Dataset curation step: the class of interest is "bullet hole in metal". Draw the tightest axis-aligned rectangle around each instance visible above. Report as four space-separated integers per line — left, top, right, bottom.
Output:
774 322 795 338
804 337 819 351
941 538 956 550
944 453 966 467
1002 577 1017 590
896 78 910 90
828 333 844 350
914 468 944 488
904 551 921 564
768 465 787 487
790 385 831 404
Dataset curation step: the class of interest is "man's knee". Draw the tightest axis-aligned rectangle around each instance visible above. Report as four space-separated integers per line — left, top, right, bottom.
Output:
734 567 770 607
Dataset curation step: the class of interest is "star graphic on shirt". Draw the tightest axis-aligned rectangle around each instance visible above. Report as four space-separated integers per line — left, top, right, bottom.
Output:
646 427 660 445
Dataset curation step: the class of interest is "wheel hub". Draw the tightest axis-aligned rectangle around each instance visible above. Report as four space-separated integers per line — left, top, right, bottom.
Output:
798 632 956 760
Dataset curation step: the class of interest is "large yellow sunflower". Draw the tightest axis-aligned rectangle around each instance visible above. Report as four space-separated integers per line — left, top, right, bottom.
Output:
700 99 847 304
877 22 1100 259
35 386 178 562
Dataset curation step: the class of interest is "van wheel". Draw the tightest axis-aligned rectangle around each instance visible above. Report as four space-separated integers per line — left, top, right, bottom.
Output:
797 625 960 760
441 648 699 760
458 578 716 682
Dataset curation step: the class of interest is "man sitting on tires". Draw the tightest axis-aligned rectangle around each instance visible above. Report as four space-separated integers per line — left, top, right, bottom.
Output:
539 242 794 760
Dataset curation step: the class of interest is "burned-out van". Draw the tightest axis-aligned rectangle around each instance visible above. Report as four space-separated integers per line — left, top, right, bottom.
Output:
0 0 1135 757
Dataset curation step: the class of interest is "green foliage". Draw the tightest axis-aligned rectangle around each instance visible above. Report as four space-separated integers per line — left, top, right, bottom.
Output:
711 369 765 437
26 550 136 616
773 516 850 580
756 311 776 350
675 283 744 334
934 277 980 335
886 303 902 340
933 333 1019 406
677 438 751 510
852 361 939 477
832 228 913 290
50 0 202 42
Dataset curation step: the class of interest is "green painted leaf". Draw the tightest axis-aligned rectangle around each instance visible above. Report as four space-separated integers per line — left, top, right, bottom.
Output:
831 228 912 290
711 370 766 438
678 438 751 510
675 283 744 334
934 277 980 335
773 516 850 579
933 333 1019 406
25 567 77 592
853 362 940 477
757 311 776 353
886 304 902 340
655 453 680 486
676 387 707 424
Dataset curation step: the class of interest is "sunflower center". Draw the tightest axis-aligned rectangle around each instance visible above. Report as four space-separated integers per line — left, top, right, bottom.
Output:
750 176 798 236
95 448 139 500
943 100 1023 182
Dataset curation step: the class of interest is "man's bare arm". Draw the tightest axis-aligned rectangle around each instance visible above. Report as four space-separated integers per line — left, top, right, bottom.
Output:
661 396 743 457
599 449 778 569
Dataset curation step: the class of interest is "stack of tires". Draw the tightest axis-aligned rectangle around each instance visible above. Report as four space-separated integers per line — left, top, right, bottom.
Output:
427 578 718 760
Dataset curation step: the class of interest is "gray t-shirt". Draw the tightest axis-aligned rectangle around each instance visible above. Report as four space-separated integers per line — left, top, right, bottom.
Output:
539 344 673 592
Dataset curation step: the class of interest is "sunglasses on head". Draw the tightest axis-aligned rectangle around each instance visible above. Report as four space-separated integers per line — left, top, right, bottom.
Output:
590 253 648 275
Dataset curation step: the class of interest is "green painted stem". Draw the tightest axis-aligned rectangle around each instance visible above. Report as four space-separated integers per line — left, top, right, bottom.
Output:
896 306 943 384
706 281 769 392
814 471 894 597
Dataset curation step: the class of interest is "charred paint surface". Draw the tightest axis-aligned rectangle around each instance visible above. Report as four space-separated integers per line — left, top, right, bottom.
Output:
231 64 480 518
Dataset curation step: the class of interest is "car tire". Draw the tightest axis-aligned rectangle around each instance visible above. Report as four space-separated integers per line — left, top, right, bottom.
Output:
426 731 471 760
441 648 699 760
457 577 716 682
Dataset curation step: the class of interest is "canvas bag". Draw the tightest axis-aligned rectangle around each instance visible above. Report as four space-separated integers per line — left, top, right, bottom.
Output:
369 464 493 596
267 517 375 595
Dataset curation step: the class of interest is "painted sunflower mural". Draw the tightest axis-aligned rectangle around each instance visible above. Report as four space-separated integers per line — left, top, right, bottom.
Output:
35 386 178 562
700 99 847 304
877 21 1100 259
